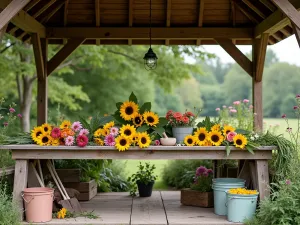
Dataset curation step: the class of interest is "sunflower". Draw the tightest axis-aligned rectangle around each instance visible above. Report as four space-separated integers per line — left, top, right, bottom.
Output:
41 123 52 134
223 125 235 135
115 135 131 151
60 120 71 129
203 140 213 146
94 137 104 146
103 121 115 131
143 111 159 127
184 135 196 146
120 124 136 140
194 127 208 146
132 114 144 127
120 101 139 121
211 124 221 132
132 133 140 144
94 128 105 137
51 138 60 146
36 133 52 146
137 132 151 148
208 131 224 146
31 126 44 143
233 134 248 149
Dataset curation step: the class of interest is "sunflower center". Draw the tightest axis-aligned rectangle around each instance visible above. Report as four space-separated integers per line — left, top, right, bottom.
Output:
124 129 131 136
36 131 42 137
120 139 127 146
125 106 134 115
134 117 142 124
236 139 242 145
226 130 230 134
211 135 220 142
147 116 154 123
187 138 193 144
44 127 48 132
42 136 49 143
141 137 147 144
199 133 206 141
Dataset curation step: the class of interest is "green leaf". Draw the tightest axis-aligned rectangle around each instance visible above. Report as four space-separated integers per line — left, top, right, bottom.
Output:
158 117 168 127
99 115 114 126
116 102 122 109
137 124 149 133
246 145 255 154
79 115 91 131
113 110 127 125
139 102 151 114
235 129 250 135
153 126 165 137
226 144 231 156
129 92 138 103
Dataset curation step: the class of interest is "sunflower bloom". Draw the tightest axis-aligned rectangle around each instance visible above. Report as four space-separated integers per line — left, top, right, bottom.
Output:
184 135 196 146
223 125 235 135
115 135 131 151
36 133 52 146
103 121 115 131
132 114 144 127
120 101 139 121
31 126 44 143
194 127 208 146
208 131 224 146
94 128 105 137
233 134 248 149
94 137 104 146
41 123 52 134
119 124 136 140
60 120 71 129
211 124 221 132
137 132 151 148
143 111 159 127
51 138 60 146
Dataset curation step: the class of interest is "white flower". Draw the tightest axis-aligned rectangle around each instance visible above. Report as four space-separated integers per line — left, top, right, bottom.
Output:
250 136 255 141
254 134 259 139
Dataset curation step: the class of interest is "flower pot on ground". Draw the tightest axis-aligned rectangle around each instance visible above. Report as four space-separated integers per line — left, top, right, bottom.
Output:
181 166 214 207
128 162 157 197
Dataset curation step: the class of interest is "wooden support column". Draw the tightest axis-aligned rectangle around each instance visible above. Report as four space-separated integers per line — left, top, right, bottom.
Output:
37 38 48 125
255 160 270 200
292 23 300 48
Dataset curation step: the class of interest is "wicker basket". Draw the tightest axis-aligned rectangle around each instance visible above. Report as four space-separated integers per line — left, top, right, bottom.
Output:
181 188 214 207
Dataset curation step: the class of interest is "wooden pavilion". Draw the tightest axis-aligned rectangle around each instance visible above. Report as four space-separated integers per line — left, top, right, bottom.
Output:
0 0 300 224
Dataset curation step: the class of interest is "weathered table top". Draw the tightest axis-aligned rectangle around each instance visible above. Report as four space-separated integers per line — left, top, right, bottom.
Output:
0 145 275 160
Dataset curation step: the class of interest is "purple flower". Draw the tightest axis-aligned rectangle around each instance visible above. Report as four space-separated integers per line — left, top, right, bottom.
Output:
286 179 291 185
104 134 115 146
9 108 15 113
202 172 209 177
196 166 207 176
17 114 22 118
282 114 287 118
207 169 213 174
154 140 160 146
3 122 8 127
294 106 299 110
296 94 300 99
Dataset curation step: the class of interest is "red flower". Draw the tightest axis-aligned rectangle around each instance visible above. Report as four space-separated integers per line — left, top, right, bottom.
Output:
282 114 287 118
175 116 182 122
51 127 61 139
173 112 182 119
166 110 174 120
76 135 88 147
184 111 195 117
181 116 189 124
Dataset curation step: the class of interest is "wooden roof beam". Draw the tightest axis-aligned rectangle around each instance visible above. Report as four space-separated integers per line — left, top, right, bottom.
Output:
242 0 266 19
47 38 85 75
198 0 204 27
292 23 300 48
234 1 260 24
165 0 171 46
255 1 300 38
24 0 42 12
128 0 133 45
95 0 100 45
46 27 253 39
40 1 65 23
259 0 276 12
31 33 45 79
0 0 31 30
230 0 236 27
33 0 57 18
215 38 253 77
254 33 269 82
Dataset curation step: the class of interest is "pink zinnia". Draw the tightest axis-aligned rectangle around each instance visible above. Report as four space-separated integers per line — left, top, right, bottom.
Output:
71 121 82 132
228 106 233 109
76 135 88 147
154 140 160 146
51 127 61 138
181 116 189 124
222 105 227 108
282 114 287 118
230 109 237 113
215 108 220 111
243 99 249 103
65 136 75 146
79 129 89 136
166 110 174 120
9 108 15 113
233 101 241 105
104 134 115 146
17 114 22 118
110 127 119 136
296 94 300 99
227 131 237 142
3 122 8 127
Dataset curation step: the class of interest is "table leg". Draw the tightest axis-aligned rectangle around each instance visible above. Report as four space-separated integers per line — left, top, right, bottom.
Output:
255 159 270 200
13 159 28 220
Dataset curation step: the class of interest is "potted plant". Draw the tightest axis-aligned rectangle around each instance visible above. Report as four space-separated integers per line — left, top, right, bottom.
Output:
181 166 214 207
128 162 157 197
166 108 201 143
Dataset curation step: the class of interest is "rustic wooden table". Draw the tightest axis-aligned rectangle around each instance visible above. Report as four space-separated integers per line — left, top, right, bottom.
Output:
0 145 274 217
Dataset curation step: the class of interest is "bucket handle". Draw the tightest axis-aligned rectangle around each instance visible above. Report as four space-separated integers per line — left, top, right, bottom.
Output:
225 197 237 207
21 193 34 204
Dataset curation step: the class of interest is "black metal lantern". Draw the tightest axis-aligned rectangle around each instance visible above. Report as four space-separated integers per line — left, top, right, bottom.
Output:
144 0 157 70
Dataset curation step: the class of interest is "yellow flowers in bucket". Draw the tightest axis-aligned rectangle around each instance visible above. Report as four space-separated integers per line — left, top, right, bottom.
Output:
228 188 258 195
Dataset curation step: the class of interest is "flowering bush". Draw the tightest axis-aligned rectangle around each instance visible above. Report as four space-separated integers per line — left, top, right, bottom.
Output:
166 108 201 127
190 166 213 192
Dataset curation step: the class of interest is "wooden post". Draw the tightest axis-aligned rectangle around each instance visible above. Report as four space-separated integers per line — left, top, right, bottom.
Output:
37 38 48 125
255 160 270 200
292 23 300 48
13 159 28 220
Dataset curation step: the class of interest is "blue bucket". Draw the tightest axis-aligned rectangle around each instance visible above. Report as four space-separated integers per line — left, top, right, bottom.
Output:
226 192 259 223
212 178 245 216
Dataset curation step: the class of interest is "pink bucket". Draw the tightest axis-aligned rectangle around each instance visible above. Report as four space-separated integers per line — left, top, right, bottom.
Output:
22 187 54 223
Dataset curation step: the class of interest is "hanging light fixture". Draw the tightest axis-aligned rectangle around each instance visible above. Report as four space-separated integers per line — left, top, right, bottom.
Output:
143 0 158 70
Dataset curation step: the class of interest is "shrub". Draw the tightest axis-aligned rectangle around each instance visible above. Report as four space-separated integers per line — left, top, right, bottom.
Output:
0 150 14 168
162 160 212 189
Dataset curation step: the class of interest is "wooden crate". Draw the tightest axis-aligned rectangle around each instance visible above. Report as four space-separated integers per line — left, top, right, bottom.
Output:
181 189 214 207
56 169 80 183
64 179 97 201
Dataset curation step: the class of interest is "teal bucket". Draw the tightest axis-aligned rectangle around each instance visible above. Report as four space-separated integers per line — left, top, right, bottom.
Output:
212 178 245 216
226 192 259 223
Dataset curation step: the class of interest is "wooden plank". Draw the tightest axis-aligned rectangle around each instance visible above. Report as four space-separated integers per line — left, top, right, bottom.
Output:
254 33 269 82
31 33 44 79
215 38 253 77
259 0 277 12
0 166 15 176
292 22 300 47
47 38 85 75
24 0 42 11
40 1 65 23
95 0 100 45
252 80 263 131
255 160 270 200
255 1 300 38
234 0 260 24
249 161 258 190
129 0 133 26
165 0 171 45
13 159 28 220
242 0 266 19
46 27 253 39
64 180 96 192
0 0 31 30
230 0 236 26
272 0 300 30
77 185 97 201
56 169 81 183
131 191 167 225
32 0 57 18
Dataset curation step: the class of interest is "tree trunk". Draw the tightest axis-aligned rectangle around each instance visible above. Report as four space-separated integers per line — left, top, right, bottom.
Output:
20 76 34 132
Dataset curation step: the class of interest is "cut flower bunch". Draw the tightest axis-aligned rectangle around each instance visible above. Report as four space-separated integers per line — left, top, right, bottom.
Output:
228 188 258 195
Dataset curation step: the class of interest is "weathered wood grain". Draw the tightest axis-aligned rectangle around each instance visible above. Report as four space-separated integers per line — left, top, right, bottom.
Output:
255 160 270 200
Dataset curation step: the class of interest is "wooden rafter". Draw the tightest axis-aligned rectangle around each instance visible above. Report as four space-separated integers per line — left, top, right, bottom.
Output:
64 0 69 26
254 33 269 82
242 0 265 19
46 27 253 39
33 0 57 18
40 1 65 24
47 38 85 75
255 1 300 38
95 0 100 45
24 0 42 11
0 0 31 30
259 0 276 12
165 0 171 46
31 33 45 79
292 23 300 48
234 1 260 24
198 0 204 27
230 0 236 27
128 0 133 45
215 38 253 77
272 0 300 30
